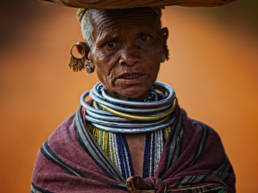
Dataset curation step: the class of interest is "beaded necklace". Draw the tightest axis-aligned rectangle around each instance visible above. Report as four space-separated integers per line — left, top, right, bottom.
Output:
87 124 172 179
81 82 178 179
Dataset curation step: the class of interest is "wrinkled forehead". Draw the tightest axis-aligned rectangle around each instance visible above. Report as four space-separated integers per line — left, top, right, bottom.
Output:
89 8 162 34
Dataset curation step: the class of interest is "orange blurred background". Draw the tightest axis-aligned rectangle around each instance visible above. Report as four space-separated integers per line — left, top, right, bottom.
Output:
0 1 257 193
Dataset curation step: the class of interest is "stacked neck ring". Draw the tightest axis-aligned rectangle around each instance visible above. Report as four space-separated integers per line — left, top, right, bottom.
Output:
80 81 178 133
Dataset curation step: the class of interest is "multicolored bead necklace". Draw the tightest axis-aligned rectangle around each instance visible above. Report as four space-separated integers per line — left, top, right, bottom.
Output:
81 82 178 179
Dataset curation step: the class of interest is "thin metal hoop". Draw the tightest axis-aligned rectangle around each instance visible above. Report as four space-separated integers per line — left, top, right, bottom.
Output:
70 43 86 60
93 82 174 107
80 82 178 133
90 117 176 134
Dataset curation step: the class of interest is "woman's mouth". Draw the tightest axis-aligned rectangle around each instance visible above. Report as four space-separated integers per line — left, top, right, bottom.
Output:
117 73 146 84
119 73 144 79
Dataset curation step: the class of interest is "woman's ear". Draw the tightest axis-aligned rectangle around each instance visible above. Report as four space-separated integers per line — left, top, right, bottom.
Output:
161 27 169 44
160 27 169 62
69 41 93 72
75 41 90 59
75 41 95 73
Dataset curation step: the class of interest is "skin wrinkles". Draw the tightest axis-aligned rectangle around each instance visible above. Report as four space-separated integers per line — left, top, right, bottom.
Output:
78 8 169 176
84 8 168 100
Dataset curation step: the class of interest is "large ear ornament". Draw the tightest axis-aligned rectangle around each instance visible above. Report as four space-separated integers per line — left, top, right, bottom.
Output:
68 43 86 72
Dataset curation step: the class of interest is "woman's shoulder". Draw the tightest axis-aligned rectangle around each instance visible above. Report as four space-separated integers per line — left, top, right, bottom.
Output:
48 112 76 144
180 108 221 138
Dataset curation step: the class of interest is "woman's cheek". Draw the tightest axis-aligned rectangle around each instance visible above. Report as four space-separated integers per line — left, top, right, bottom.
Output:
144 42 162 55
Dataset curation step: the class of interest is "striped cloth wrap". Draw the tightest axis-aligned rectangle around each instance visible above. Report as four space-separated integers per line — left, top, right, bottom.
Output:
31 106 235 193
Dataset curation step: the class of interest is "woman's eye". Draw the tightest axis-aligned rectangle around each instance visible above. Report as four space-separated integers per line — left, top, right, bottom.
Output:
105 40 116 49
140 33 151 42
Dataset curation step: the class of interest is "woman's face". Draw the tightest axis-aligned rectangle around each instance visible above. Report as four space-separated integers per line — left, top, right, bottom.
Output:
88 8 168 100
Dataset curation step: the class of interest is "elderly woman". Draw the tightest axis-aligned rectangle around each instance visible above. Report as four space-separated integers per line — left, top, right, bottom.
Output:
31 1 236 193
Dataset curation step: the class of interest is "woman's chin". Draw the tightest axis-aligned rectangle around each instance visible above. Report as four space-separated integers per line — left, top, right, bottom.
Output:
110 86 151 101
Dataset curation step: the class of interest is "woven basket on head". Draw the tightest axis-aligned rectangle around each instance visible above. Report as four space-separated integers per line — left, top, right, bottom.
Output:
41 0 235 8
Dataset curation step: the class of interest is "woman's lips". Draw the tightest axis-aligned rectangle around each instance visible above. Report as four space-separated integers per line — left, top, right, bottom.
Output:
119 73 143 79
117 73 146 83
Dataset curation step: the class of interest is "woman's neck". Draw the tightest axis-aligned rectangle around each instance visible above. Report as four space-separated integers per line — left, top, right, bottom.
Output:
105 89 152 101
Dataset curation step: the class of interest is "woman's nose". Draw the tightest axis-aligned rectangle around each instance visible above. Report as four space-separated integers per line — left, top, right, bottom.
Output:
119 46 140 66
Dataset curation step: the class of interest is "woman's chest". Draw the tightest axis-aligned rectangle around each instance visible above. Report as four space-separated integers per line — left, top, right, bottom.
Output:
126 134 146 176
